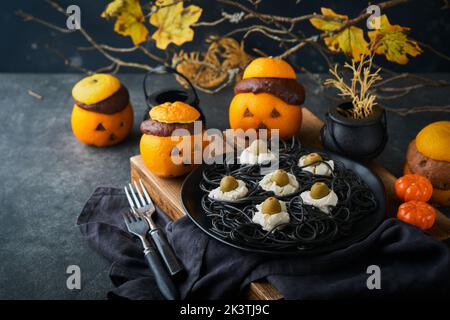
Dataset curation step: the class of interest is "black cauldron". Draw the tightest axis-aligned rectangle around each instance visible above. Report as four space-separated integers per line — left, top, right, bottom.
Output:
320 102 388 160
143 65 205 124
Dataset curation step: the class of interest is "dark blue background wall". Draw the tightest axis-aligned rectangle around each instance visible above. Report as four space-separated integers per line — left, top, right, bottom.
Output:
4 0 450 73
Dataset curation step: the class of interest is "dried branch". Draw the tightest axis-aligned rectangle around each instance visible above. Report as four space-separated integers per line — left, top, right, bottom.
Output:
276 0 410 59
17 0 162 73
384 105 450 115
16 0 450 102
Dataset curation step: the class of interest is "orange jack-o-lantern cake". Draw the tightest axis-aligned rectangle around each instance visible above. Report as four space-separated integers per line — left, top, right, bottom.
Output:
229 57 305 139
71 73 133 147
140 101 203 178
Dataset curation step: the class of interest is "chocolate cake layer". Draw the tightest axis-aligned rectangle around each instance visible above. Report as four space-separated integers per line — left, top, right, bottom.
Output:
407 139 450 190
140 119 198 137
75 85 129 114
234 77 305 105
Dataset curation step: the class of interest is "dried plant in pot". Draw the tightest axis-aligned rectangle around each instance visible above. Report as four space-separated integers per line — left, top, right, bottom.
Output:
320 55 387 160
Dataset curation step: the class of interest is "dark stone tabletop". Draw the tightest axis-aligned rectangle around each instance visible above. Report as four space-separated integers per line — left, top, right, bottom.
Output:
0 73 448 299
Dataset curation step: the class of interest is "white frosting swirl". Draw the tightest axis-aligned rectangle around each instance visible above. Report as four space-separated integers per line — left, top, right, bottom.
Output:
259 171 299 196
300 189 338 214
298 156 334 176
208 179 248 201
252 201 290 231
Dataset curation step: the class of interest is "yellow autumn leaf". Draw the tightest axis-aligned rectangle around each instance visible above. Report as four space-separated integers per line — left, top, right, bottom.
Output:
150 0 202 50
102 0 148 45
368 15 422 64
310 7 369 61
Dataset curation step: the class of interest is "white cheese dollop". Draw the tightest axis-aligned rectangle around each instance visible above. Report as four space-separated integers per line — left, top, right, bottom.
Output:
259 171 299 196
240 148 277 165
298 156 334 176
208 179 248 201
300 189 338 214
252 201 290 231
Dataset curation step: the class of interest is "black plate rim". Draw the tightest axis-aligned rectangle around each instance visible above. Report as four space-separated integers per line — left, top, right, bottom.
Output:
180 147 386 256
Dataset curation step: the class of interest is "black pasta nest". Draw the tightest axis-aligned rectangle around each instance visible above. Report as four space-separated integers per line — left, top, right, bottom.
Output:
199 138 377 251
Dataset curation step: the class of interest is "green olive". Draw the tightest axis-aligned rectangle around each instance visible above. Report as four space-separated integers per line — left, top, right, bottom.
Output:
310 182 330 199
220 176 239 192
261 197 282 215
248 139 268 155
303 153 323 166
270 169 289 187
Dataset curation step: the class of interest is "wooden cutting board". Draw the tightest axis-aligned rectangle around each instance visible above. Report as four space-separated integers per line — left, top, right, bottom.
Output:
130 107 450 300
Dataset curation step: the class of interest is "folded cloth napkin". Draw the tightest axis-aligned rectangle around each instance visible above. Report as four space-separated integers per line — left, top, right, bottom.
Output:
78 187 450 300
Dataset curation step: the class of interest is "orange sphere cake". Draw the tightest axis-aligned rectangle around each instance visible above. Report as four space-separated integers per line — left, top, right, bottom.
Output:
404 121 450 206
140 101 203 178
71 73 133 147
229 57 304 139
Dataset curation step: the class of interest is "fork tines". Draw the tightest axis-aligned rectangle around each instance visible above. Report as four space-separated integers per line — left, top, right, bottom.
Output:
124 179 155 214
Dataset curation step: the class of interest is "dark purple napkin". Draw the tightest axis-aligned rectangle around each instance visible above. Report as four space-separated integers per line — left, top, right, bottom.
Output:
77 187 450 300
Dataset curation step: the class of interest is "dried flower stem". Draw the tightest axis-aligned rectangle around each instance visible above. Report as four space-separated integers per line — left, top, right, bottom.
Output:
324 55 382 119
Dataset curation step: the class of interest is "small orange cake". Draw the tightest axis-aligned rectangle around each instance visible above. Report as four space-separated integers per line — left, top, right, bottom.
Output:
404 121 450 206
229 57 304 139
71 73 133 147
140 101 204 178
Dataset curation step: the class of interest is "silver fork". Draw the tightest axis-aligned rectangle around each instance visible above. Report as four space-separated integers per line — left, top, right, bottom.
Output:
122 211 179 300
124 179 184 276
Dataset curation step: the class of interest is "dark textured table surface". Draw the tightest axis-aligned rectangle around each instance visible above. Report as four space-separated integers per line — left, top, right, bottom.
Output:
0 73 449 299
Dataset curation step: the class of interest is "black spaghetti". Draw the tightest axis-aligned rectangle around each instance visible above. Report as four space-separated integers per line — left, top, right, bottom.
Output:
200 137 378 251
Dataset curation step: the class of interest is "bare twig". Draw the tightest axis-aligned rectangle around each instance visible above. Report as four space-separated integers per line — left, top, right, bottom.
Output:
17 1 156 73
384 105 450 115
414 39 450 61
45 45 91 74
28 89 43 100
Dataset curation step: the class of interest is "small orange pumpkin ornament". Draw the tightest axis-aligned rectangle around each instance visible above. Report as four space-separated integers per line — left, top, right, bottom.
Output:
71 74 133 147
140 101 204 178
395 174 433 202
397 201 436 230
229 57 304 139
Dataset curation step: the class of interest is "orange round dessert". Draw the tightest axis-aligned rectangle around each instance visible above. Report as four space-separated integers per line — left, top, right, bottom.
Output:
71 73 133 147
230 57 304 139
404 121 450 206
140 101 203 178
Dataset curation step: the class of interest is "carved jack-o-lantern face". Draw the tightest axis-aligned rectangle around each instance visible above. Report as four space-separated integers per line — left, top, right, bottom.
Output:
71 104 133 147
229 57 304 139
229 93 302 139
71 73 133 147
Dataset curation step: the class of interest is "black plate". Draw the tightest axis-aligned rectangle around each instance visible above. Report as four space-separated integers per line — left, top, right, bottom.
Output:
180 148 386 255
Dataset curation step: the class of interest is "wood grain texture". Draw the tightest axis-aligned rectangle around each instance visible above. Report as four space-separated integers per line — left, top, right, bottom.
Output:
130 107 450 300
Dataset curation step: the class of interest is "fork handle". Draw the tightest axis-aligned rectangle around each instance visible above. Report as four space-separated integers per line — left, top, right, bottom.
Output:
149 228 184 276
144 247 179 300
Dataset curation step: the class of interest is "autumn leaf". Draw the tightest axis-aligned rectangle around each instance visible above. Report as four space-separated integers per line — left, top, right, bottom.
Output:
172 37 252 89
310 7 369 61
150 0 202 50
368 15 422 64
102 0 148 45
